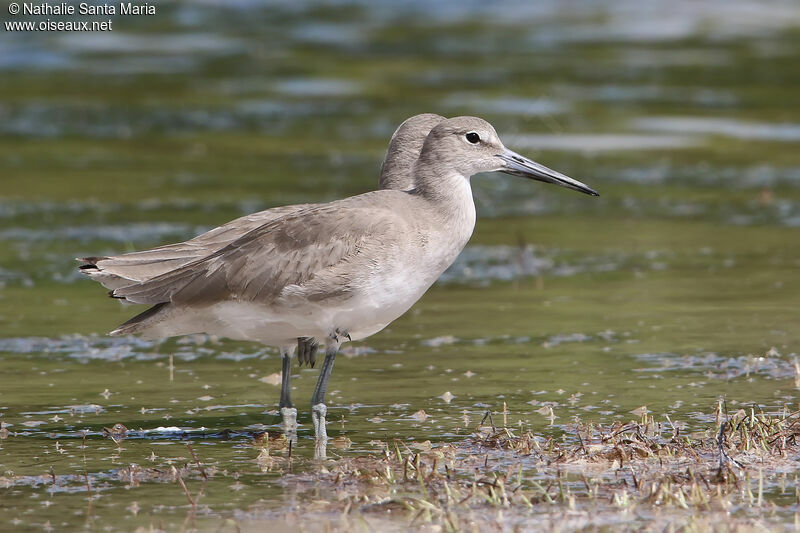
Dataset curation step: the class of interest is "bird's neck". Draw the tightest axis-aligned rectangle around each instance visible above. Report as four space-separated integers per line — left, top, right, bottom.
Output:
412 161 477 244
413 155 468 201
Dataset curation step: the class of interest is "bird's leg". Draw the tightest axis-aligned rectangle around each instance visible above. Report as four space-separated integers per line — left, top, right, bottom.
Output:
311 329 349 442
279 347 293 410
278 345 297 441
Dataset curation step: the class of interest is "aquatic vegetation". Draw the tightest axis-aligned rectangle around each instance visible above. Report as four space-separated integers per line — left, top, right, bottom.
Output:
4 403 798 531
227 405 800 530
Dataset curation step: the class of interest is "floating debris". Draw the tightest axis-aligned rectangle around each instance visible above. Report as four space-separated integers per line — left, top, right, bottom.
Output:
421 335 458 347
259 373 282 386
410 410 428 422
102 423 128 438
332 436 352 450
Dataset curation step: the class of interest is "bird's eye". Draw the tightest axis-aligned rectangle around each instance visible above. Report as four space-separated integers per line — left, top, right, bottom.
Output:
465 132 480 144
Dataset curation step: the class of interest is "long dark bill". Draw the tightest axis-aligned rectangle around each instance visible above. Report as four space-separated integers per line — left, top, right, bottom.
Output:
497 149 599 196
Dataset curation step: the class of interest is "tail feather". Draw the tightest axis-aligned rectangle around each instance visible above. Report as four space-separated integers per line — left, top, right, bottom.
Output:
77 251 206 290
110 266 199 305
78 256 110 268
109 302 169 336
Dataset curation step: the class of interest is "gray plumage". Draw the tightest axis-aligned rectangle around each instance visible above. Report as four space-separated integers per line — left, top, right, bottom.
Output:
100 116 596 343
79 113 443 367
78 113 444 290
379 113 445 190
112 193 426 307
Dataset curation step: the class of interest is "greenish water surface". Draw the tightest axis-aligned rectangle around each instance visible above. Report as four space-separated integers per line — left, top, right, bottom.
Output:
1 1 800 530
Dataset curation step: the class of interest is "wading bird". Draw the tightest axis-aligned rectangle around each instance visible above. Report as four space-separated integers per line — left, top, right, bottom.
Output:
80 116 598 443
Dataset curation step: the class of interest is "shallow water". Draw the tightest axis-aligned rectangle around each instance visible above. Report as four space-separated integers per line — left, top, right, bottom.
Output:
2 0 800 530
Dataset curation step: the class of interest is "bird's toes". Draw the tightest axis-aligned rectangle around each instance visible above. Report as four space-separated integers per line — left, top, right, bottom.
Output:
308 342 319 367
297 336 319 367
332 328 351 342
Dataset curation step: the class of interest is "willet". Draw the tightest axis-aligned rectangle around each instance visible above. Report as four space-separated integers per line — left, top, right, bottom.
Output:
79 113 444 431
83 115 598 440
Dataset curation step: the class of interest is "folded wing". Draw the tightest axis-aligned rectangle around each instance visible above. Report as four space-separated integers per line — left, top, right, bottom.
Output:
110 199 401 308
77 205 312 289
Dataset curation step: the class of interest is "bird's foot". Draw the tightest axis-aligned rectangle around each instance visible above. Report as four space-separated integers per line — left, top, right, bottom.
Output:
280 406 298 445
280 406 298 431
314 437 327 461
297 337 319 367
330 329 351 343
311 402 328 442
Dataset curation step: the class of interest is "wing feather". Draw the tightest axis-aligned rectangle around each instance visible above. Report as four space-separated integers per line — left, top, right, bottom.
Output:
111 199 402 307
78 204 312 288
